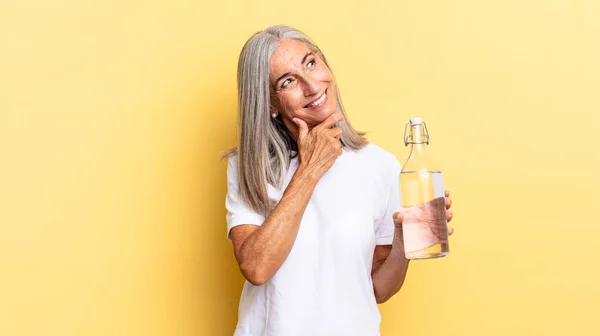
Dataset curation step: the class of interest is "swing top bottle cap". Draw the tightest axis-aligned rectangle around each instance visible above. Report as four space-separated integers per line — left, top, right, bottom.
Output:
409 117 423 125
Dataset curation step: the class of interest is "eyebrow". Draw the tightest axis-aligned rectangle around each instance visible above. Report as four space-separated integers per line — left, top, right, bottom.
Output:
301 52 314 65
274 52 315 87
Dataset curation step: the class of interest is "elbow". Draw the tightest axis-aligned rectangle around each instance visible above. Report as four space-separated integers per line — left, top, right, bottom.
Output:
240 263 270 286
375 292 391 304
374 283 402 304
246 275 268 287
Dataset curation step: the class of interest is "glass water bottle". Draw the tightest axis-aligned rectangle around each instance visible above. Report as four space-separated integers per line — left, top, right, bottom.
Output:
400 118 449 259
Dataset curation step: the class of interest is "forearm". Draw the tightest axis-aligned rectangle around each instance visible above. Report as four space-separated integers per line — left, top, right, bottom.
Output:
238 165 318 284
372 233 410 303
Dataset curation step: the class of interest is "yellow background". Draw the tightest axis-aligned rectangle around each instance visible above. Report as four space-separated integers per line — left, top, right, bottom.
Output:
2 1 599 335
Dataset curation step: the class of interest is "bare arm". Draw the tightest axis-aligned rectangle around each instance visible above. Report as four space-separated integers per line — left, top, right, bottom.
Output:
371 225 410 304
231 167 318 286
230 113 345 286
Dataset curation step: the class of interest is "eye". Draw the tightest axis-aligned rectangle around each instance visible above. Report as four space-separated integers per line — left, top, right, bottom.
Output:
281 78 293 88
307 59 316 68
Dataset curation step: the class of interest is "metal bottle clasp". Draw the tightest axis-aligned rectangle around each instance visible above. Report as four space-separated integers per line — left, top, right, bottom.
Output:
404 121 430 146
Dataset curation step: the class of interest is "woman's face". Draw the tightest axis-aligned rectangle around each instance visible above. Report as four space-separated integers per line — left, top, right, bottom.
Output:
269 39 338 136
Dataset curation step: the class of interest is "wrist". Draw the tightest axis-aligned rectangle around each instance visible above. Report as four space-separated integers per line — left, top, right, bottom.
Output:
295 163 320 185
393 225 404 241
392 231 407 258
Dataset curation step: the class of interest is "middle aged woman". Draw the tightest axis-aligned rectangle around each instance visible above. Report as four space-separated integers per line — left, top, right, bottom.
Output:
225 25 454 336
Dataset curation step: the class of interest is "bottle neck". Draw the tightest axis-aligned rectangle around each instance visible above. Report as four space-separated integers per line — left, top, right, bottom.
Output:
410 142 426 156
403 122 438 173
408 124 428 156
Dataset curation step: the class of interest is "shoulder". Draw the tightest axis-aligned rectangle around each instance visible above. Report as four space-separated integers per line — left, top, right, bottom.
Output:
225 153 239 181
351 143 401 173
226 152 239 166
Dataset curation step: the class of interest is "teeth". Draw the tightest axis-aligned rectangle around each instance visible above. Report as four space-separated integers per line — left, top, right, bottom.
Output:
308 92 326 107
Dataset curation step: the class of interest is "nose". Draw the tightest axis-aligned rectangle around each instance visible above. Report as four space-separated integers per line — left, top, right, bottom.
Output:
302 76 319 97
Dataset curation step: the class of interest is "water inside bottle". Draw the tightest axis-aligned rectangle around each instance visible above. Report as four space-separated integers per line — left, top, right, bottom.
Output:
400 170 449 259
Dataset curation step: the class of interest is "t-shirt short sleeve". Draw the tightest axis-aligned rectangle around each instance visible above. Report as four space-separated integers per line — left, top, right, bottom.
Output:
225 156 266 240
375 156 402 245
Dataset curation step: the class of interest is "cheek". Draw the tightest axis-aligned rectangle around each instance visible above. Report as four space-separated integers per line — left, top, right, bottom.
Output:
316 65 334 81
279 91 304 112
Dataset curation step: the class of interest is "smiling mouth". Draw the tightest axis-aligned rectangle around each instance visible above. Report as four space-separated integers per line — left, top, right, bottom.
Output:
304 89 328 108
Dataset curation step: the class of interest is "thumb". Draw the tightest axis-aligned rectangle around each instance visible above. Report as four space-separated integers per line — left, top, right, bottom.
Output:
293 118 308 141
393 212 404 227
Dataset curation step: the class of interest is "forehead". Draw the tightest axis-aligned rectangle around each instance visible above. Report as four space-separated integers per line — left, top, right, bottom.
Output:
270 39 311 78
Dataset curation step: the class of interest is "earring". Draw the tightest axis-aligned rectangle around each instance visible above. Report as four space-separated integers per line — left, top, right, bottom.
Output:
271 113 278 118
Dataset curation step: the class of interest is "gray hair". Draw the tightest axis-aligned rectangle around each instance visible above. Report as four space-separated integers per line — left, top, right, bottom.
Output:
226 25 368 214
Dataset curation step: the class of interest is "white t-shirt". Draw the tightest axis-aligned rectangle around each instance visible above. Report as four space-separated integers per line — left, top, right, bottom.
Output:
225 143 402 336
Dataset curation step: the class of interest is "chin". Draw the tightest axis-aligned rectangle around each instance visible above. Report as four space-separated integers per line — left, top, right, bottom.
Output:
299 97 338 125
304 109 331 124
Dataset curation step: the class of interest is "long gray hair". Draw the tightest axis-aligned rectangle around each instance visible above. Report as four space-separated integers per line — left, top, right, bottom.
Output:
226 25 368 214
